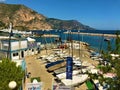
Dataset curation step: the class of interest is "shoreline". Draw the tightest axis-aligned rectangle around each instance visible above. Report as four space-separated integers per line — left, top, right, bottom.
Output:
64 32 117 38
42 34 59 38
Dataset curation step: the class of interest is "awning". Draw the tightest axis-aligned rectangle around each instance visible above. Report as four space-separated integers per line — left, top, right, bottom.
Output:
27 37 35 42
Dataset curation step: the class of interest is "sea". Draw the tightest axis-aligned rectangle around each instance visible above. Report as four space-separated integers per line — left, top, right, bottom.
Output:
32 30 120 52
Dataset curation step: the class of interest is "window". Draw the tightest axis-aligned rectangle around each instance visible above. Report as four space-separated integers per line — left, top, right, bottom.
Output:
13 53 18 57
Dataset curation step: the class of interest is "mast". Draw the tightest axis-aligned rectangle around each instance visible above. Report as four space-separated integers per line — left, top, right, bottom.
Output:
78 30 81 59
67 30 71 56
78 30 83 73
42 30 48 53
49 30 53 49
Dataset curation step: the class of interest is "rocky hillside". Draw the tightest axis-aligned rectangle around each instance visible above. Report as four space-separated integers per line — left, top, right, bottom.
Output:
0 3 94 30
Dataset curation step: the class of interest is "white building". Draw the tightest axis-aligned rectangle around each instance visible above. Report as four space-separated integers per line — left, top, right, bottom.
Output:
0 37 27 60
0 36 40 60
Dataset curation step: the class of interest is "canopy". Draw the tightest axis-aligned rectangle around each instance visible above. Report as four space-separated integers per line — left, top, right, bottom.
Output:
27 37 35 42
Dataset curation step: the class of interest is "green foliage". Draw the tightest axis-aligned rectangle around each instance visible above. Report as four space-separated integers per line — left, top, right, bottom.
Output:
0 58 25 90
0 3 94 30
114 59 120 78
45 18 94 30
0 21 6 29
31 77 41 83
89 32 120 90
100 65 112 73
0 21 5 27
85 80 95 90
89 73 98 80
107 41 112 53
31 10 38 15
14 26 28 30
114 31 120 54
0 4 22 17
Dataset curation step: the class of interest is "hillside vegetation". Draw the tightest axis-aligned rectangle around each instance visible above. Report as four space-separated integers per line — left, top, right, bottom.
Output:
0 3 94 30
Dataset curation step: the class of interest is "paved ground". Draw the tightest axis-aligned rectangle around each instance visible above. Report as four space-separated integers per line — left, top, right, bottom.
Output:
23 47 99 90
24 50 54 90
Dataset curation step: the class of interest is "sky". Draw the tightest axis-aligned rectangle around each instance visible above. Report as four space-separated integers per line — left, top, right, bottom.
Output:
2 0 120 30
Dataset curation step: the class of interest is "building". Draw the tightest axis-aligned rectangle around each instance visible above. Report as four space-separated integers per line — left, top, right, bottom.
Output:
0 36 40 60
0 36 28 60
26 37 41 56
0 35 41 90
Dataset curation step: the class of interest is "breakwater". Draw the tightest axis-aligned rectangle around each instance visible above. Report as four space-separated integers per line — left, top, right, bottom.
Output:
64 32 117 38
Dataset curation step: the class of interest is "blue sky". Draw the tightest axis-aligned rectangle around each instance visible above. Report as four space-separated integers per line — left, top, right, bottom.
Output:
4 0 120 30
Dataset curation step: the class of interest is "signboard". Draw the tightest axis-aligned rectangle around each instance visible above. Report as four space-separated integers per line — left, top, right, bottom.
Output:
66 57 73 79
53 85 74 90
59 86 74 90
26 82 42 90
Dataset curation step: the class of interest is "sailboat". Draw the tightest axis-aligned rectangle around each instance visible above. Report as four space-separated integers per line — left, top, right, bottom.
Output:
104 37 110 41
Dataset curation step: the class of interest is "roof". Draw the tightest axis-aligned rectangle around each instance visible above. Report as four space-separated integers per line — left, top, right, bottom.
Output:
0 36 27 42
27 37 35 42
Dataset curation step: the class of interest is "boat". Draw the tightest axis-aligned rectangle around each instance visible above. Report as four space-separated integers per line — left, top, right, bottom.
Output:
61 74 88 86
104 37 110 41
45 60 66 72
53 66 77 75
56 70 81 80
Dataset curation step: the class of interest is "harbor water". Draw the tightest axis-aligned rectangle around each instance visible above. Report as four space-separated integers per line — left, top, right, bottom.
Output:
32 30 119 52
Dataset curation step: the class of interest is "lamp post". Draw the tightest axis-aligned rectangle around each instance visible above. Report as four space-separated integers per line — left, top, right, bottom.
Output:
8 81 17 90
7 23 13 59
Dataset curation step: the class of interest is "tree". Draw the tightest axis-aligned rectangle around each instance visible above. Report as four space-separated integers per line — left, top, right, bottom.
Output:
0 58 25 90
114 31 120 54
89 32 120 90
0 21 5 29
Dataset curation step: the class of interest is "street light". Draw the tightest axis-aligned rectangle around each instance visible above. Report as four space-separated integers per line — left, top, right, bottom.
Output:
7 23 13 59
8 81 17 89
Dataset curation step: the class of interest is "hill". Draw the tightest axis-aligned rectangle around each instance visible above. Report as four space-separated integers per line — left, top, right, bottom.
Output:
0 3 94 30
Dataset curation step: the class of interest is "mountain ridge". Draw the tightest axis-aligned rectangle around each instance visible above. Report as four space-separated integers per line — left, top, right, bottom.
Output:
0 3 95 30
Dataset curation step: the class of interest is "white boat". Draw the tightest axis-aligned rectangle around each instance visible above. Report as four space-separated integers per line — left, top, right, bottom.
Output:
104 37 110 41
56 70 81 80
61 74 88 86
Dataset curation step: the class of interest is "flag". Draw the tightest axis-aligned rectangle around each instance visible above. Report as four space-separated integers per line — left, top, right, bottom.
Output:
66 57 73 79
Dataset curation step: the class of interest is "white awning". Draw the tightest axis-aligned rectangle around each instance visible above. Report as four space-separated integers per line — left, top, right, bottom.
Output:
3 43 9 46
27 37 35 42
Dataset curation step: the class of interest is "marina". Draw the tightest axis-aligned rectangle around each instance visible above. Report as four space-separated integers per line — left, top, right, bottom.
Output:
0 23 119 90
0 27 119 90
23 38 100 90
0 1 120 90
